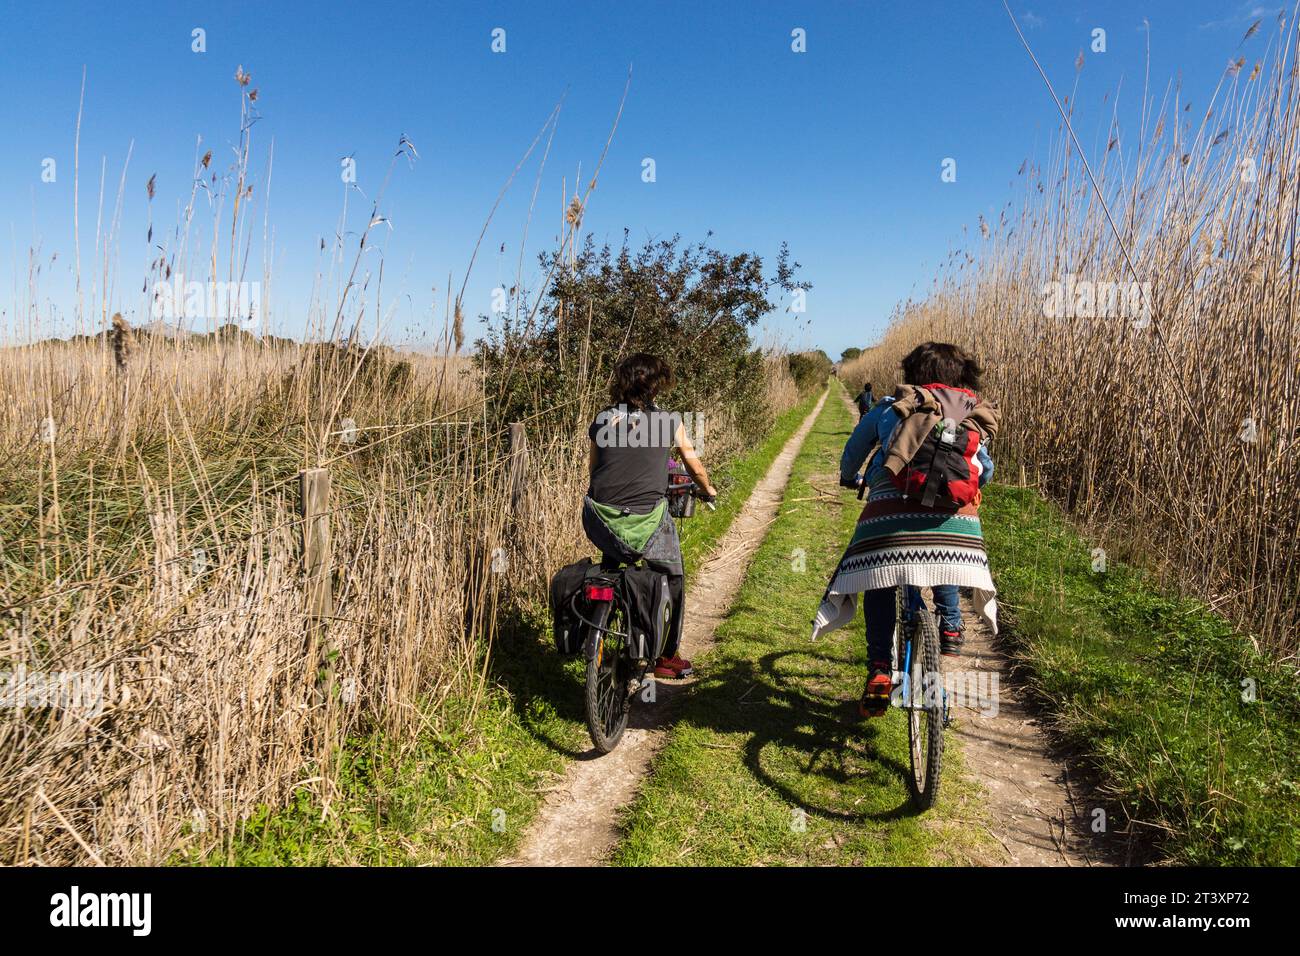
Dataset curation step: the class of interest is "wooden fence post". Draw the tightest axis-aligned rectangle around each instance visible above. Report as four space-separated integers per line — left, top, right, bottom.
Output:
299 467 334 622
508 422 530 513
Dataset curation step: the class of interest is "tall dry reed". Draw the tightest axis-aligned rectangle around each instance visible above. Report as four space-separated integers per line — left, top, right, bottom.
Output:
0 331 524 864
850 15 1300 655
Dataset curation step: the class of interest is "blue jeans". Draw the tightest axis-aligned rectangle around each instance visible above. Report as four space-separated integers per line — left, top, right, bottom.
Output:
863 585 963 662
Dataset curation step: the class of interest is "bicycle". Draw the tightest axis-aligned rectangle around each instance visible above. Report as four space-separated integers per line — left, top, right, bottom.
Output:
889 585 952 809
847 475 951 809
573 472 714 754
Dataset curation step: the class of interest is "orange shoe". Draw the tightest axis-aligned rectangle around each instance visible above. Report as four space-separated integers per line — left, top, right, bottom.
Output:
859 661 892 718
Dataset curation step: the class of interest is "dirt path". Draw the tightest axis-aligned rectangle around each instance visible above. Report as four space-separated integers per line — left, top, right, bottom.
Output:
942 605 1105 866
502 389 829 866
833 384 1105 866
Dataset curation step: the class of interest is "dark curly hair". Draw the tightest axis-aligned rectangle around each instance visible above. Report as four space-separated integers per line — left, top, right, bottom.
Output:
900 341 982 391
611 352 674 409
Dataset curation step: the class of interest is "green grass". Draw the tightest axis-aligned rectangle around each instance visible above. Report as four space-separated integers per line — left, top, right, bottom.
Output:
194 386 827 865
186 688 576 866
676 393 828 577
609 382 995 866
981 484 1300 865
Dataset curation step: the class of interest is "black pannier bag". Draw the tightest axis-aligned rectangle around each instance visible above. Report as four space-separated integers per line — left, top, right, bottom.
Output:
549 558 595 654
618 566 672 662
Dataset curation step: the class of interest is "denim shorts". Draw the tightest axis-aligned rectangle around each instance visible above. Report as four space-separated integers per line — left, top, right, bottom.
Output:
581 496 683 576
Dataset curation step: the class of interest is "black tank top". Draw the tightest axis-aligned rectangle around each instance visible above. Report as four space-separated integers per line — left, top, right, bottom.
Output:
586 404 682 512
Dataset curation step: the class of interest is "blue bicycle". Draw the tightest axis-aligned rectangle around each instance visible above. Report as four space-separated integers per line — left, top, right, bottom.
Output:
890 586 952 809
847 476 951 808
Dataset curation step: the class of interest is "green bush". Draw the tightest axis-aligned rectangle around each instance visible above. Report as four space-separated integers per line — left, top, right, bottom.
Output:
786 350 832 393
475 235 809 444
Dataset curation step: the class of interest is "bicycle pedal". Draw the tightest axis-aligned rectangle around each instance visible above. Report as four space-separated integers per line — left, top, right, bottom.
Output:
859 689 891 718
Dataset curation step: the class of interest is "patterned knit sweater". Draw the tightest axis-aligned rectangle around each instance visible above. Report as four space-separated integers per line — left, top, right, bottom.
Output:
813 390 999 639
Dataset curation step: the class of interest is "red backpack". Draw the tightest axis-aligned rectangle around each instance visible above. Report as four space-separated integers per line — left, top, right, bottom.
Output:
888 387 985 509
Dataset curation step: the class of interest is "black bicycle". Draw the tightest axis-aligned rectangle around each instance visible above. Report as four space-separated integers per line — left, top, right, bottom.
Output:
576 472 713 753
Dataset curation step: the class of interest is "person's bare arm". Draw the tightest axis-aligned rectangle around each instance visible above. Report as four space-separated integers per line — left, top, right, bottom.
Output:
674 422 717 498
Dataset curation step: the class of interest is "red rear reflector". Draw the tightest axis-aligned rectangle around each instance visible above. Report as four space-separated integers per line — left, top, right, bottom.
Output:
584 584 615 602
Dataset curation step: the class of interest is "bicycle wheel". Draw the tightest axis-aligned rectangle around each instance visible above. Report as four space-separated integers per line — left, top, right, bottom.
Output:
905 607 944 809
584 599 632 753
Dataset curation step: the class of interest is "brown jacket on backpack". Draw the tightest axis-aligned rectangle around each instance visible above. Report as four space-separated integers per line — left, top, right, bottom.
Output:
882 384 1000 477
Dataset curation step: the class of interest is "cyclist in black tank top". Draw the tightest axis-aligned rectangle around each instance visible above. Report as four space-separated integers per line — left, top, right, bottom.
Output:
587 403 678 511
585 354 716 678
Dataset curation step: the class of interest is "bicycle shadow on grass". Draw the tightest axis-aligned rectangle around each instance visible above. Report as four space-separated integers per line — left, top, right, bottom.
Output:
646 643 924 824
486 604 591 761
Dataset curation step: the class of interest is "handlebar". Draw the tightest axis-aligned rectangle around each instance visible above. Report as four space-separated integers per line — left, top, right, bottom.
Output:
839 475 867 500
666 477 717 509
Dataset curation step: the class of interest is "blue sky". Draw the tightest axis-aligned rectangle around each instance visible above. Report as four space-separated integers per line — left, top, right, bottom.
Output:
0 0 1281 355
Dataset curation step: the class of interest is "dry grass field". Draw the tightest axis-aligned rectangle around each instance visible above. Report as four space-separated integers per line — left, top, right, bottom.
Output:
0 317 798 865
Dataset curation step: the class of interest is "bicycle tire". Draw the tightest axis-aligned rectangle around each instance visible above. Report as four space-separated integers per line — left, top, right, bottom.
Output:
584 599 631 753
906 607 945 809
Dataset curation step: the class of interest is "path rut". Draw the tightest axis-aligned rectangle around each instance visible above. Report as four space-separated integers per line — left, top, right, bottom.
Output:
943 604 1107 865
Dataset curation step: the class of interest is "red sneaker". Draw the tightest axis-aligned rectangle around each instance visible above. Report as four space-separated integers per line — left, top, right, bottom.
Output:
859 660 892 718
940 629 965 657
653 655 694 679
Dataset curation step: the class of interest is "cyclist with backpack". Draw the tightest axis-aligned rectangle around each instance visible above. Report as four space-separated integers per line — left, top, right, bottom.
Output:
812 342 999 717
583 353 717 679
